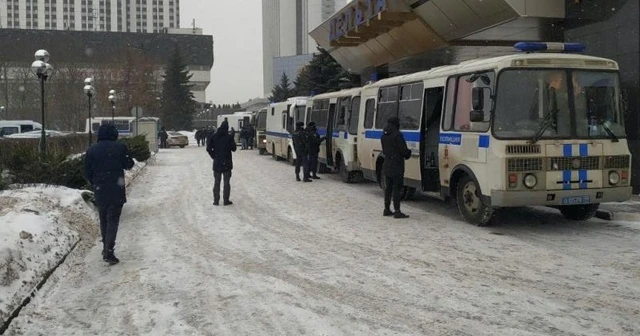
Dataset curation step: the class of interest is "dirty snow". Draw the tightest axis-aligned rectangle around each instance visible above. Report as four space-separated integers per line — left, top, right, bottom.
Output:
5 147 640 335
0 187 97 327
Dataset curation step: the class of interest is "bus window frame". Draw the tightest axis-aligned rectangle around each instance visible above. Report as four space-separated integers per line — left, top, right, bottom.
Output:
375 85 400 129
442 70 495 133
364 98 376 129
398 82 424 131
348 96 361 135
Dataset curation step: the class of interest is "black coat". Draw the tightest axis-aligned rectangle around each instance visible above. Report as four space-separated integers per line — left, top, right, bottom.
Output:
84 125 135 208
207 126 237 172
306 128 325 155
292 128 308 156
381 124 412 177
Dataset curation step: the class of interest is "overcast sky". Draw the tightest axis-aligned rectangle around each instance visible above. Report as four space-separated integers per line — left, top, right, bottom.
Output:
181 0 263 105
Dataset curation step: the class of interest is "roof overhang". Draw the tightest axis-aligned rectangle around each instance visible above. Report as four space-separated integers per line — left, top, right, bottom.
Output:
310 0 565 73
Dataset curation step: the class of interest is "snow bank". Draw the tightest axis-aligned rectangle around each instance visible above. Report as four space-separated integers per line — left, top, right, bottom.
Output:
0 186 98 326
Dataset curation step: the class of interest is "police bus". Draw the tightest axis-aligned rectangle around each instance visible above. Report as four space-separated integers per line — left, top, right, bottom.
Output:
306 87 362 182
354 42 631 225
265 97 308 163
253 108 268 154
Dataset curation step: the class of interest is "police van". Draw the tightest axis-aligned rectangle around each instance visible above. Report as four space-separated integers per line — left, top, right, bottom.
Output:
265 97 308 163
305 88 362 182
355 42 632 225
0 120 42 137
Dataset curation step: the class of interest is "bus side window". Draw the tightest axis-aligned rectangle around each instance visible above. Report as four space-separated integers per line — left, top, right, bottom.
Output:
364 98 375 129
376 86 399 129
442 78 457 131
281 112 287 130
306 107 311 124
451 73 493 132
20 124 34 133
348 96 361 135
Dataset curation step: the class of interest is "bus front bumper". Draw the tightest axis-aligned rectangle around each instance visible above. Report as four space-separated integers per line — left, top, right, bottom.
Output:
490 187 633 207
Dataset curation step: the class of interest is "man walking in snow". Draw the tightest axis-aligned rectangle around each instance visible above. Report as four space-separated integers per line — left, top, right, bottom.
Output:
84 124 135 265
207 120 237 206
380 116 411 219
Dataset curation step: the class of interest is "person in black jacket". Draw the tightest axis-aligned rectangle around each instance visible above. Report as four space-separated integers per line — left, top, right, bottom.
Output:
381 116 412 219
84 124 135 264
306 122 325 179
158 127 168 149
207 120 237 205
291 121 311 182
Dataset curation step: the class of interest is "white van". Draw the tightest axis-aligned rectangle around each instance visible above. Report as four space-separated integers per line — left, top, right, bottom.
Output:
0 120 42 137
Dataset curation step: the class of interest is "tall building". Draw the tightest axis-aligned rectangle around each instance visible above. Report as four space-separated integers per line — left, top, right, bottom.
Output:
0 0 180 33
262 0 345 96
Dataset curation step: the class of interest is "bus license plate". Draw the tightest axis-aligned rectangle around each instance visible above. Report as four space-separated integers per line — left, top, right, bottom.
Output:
561 196 590 205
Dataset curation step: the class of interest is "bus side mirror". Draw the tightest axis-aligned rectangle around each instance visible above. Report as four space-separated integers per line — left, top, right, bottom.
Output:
470 87 487 122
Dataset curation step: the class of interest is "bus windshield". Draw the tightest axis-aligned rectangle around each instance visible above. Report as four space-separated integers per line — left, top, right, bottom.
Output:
493 69 625 140
256 112 267 130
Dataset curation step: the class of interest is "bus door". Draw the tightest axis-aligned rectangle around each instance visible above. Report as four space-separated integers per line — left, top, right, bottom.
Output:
421 87 444 192
326 103 336 166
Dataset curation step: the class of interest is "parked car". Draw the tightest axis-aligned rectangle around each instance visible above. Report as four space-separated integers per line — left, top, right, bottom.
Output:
167 131 188 148
4 130 67 138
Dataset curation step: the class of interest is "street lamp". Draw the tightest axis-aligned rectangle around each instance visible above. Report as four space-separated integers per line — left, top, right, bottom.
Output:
84 78 96 146
31 49 53 160
0 106 5 119
108 89 117 122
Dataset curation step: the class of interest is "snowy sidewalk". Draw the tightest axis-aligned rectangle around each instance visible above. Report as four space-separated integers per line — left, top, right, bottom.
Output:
6 146 640 336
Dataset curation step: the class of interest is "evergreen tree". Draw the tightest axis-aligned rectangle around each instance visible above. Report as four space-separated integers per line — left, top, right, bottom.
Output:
294 47 360 96
269 72 294 103
160 46 196 130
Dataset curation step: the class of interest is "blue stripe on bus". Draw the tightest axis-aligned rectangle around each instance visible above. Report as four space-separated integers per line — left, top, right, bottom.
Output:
316 128 327 136
343 132 348 139
579 169 588 189
478 135 490 148
579 144 588 157
563 144 572 157
364 130 420 142
563 170 572 190
265 131 291 139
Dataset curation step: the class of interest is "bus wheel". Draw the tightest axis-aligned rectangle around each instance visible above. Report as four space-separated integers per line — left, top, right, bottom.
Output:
456 175 494 226
339 159 352 183
287 148 295 166
403 187 417 200
559 204 599 221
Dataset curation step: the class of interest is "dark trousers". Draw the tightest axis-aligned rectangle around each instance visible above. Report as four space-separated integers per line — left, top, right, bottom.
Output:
295 153 310 179
308 154 319 176
160 139 168 148
98 205 123 252
384 175 404 212
213 171 232 202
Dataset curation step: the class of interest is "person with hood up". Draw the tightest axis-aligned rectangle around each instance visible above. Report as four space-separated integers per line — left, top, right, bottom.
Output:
380 116 412 219
291 121 311 182
158 127 169 149
207 120 237 205
84 124 135 265
305 122 325 179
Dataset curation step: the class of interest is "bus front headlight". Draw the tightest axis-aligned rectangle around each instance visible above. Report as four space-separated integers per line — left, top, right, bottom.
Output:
609 171 620 185
523 174 537 189
262 139 267 143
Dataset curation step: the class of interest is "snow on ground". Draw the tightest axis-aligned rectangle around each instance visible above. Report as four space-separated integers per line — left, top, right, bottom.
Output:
5 147 640 335
0 187 97 327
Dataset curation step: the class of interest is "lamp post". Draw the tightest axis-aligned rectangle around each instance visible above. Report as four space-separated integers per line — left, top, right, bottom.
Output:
31 49 53 160
84 78 95 146
108 89 116 122
0 106 5 119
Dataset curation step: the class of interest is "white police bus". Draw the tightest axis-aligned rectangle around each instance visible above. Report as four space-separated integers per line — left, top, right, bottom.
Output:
354 42 632 225
265 97 308 163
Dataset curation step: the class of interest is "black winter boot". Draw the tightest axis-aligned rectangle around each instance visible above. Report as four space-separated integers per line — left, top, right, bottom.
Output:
103 250 120 265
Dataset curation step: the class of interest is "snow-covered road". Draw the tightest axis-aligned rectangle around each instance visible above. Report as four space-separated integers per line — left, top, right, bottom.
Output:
6 146 640 336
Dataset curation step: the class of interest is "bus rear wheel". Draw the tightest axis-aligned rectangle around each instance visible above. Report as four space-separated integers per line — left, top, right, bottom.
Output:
339 158 352 183
456 175 494 226
559 204 599 221
287 148 295 166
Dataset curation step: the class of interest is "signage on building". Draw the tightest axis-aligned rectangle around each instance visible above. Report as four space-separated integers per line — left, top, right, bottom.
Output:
329 0 387 42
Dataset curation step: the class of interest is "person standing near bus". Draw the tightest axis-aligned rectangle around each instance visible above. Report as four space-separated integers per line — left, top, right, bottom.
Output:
292 121 311 182
84 124 135 265
306 122 325 179
207 120 237 206
381 116 411 219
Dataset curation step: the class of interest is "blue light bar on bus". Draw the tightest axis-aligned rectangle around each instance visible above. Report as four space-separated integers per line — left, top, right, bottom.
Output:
514 42 586 53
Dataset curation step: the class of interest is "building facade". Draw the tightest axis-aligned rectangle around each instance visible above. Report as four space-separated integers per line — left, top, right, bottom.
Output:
262 0 346 95
0 0 180 33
